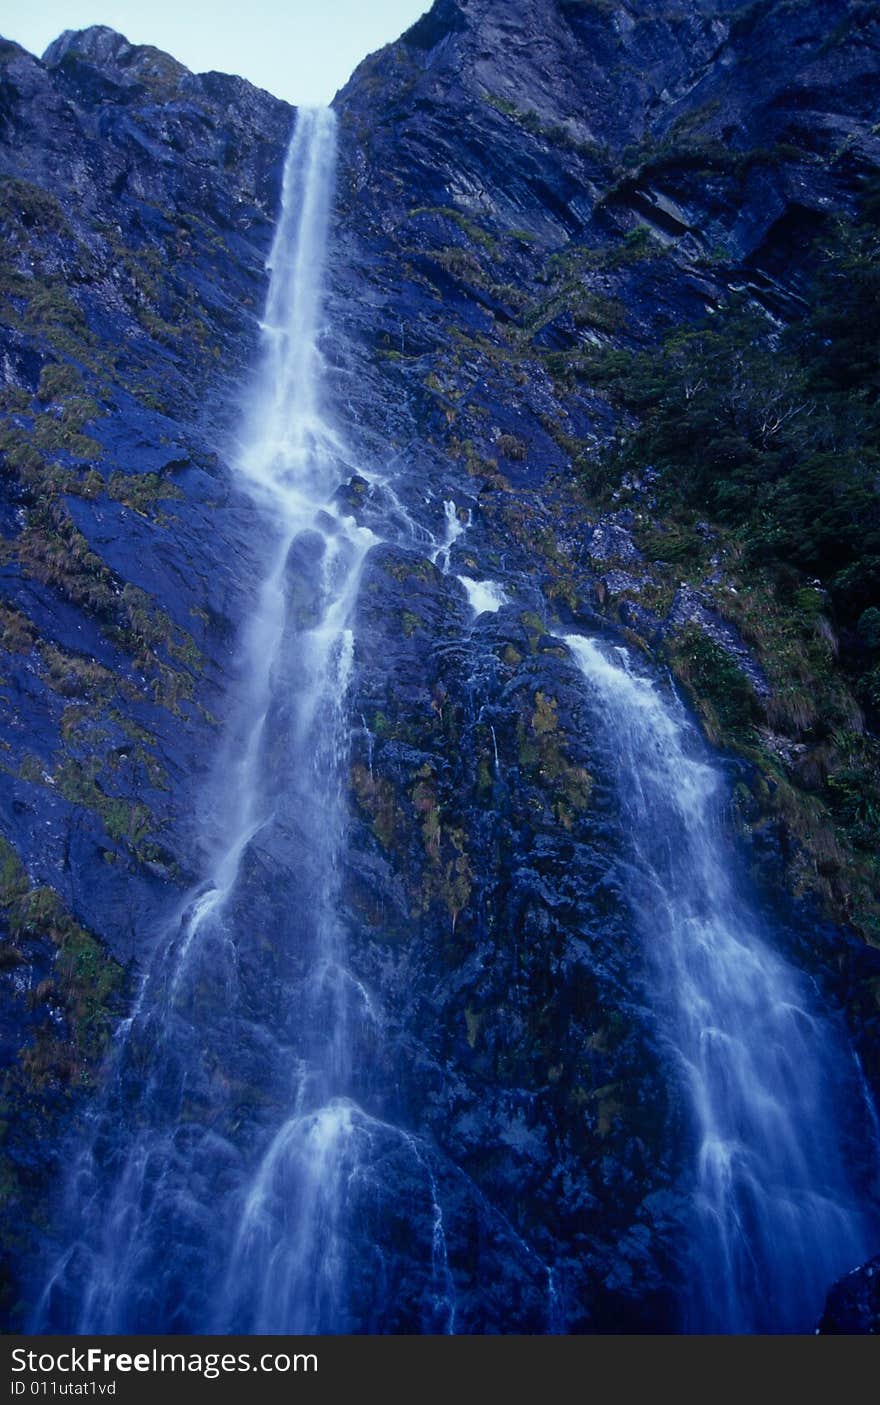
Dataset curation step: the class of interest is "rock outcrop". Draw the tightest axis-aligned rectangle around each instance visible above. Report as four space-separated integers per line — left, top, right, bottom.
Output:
820 1253 880 1333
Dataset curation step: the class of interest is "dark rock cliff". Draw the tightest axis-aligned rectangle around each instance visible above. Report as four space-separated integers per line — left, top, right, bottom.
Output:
818 1251 880 1332
1 1 878 1331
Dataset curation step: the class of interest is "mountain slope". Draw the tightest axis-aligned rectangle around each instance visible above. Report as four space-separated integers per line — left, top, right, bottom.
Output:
0 1 879 1331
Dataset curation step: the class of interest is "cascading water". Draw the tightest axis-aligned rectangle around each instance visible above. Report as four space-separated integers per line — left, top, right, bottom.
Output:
26 103 877 1338
457 577 509 616
31 107 385 1334
563 633 877 1333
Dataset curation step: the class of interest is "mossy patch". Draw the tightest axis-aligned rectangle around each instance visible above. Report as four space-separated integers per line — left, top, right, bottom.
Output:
105 471 183 516
410 768 473 931
0 832 123 1091
1 501 202 711
517 691 594 827
667 626 758 747
351 762 399 849
0 605 36 655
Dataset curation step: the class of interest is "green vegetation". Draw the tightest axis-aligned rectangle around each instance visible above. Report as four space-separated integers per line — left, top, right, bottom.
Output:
53 756 159 859
521 255 632 346
0 823 124 1290
408 205 498 253
589 180 880 939
598 191 880 695
0 498 202 710
411 766 473 932
666 627 759 749
496 433 527 461
517 691 594 828
0 833 123 1082
387 85 880 944
0 603 35 655
36 362 86 403
350 763 399 849
482 91 613 166
105 471 183 515
0 165 217 750
0 597 173 819
0 177 68 235
0 627 166 857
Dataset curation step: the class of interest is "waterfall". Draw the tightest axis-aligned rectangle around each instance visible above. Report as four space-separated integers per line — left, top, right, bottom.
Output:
457 577 509 616
32 107 381 1334
563 633 876 1333
27 105 877 1338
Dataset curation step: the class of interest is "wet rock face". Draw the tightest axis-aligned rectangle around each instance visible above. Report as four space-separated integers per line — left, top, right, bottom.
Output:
819 1254 880 1333
336 0 879 271
342 543 685 1329
0 26 293 1320
2 0 879 1330
324 0 880 1329
0 25 293 931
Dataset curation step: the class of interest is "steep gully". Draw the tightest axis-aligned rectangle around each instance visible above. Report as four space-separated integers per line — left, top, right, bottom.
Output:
31 108 879 1334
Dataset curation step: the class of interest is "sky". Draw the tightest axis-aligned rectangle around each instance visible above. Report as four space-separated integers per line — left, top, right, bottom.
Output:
0 0 431 105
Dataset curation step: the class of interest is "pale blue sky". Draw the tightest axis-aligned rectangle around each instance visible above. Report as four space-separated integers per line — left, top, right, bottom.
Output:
1 1 431 104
